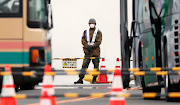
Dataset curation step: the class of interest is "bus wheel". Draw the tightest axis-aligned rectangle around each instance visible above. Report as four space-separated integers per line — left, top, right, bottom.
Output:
165 75 180 102
141 76 161 100
164 42 180 101
139 44 161 100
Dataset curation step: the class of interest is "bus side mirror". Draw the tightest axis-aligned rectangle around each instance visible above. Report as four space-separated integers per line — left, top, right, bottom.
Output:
47 4 53 29
43 2 53 30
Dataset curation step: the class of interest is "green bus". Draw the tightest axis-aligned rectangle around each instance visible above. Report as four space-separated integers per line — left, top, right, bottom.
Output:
121 0 180 101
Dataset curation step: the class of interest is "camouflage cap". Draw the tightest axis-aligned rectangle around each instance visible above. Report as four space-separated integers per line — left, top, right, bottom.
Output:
89 18 96 24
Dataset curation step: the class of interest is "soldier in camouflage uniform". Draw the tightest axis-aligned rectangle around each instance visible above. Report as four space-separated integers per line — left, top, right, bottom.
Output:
74 18 102 84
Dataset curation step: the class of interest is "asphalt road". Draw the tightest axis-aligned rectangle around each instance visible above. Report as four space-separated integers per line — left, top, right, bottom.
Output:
16 84 180 105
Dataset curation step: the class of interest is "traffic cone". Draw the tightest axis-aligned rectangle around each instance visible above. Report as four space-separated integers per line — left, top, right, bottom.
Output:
96 58 112 83
40 91 52 105
40 65 56 105
109 69 126 105
113 58 121 81
115 58 121 69
0 65 17 105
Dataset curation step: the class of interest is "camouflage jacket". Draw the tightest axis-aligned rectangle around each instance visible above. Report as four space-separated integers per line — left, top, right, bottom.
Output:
82 28 102 57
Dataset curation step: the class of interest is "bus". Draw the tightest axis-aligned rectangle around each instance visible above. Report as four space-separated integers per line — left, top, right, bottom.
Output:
0 0 53 91
121 0 180 101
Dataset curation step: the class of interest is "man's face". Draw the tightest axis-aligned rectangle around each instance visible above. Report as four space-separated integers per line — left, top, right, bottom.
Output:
89 23 96 28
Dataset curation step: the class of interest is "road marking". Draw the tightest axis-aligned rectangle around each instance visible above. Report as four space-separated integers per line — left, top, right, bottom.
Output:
57 92 111 104
35 84 112 89
57 97 97 104
27 92 110 105
27 87 141 105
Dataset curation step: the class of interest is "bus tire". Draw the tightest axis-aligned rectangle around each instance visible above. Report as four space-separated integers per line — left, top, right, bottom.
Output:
165 75 180 102
163 41 180 102
141 76 161 100
139 44 161 100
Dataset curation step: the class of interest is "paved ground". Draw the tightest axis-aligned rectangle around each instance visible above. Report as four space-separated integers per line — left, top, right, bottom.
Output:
16 84 180 105
14 75 180 105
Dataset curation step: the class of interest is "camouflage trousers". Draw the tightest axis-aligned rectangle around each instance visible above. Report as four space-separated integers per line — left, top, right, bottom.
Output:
79 58 100 80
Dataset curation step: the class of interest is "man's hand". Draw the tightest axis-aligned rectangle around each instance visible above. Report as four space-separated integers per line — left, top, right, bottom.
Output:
87 45 93 51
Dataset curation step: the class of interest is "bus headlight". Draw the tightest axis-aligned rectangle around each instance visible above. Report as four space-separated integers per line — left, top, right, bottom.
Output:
30 47 45 66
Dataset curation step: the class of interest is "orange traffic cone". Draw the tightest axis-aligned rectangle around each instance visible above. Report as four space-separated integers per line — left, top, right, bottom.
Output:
109 69 126 105
115 58 121 69
96 58 112 83
40 91 52 105
0 65 17 105
113 58 121 82
40 65 56 105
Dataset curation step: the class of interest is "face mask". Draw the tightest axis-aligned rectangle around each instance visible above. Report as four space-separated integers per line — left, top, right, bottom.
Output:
90 24 95 28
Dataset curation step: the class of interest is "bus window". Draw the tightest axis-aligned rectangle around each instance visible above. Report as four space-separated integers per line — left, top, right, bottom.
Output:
138 0 143 23
151 0 174 18
154 0 164 15
143 0 151 29
27 0 48 28
136 0 144 33
0 0 22 17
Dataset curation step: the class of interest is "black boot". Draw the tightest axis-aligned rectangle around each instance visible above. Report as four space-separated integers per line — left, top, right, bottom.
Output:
92 76 97 84
74 79 83 84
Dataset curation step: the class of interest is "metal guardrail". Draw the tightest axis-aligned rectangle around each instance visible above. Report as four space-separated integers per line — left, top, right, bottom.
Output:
1 67 180 76
9 92 180 99
52 57 134 61
1 66 180 100
13 93 130 99
126 67 180 72
0 71 179 76
52 57 102 60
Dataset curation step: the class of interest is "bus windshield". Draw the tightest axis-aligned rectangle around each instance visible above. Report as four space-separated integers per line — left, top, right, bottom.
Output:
28 0 48 28
151 0 175 18
0 0 22 17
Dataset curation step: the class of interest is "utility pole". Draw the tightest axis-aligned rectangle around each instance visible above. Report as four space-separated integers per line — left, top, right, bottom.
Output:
120 0 130 88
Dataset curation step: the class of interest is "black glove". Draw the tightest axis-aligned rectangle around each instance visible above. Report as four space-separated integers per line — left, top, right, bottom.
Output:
87 45 93 51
